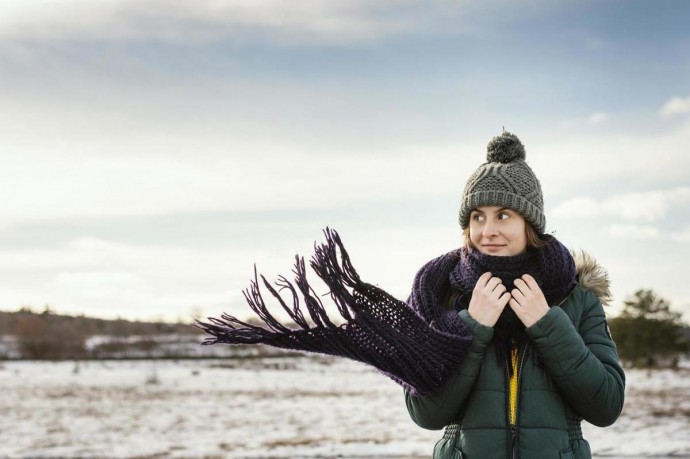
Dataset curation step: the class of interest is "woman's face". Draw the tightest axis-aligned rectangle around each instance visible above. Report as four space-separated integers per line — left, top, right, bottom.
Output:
468 206 527 256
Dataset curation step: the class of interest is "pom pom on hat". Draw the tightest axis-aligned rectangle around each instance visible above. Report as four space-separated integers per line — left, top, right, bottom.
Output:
459 131 545 233
486 131 526 163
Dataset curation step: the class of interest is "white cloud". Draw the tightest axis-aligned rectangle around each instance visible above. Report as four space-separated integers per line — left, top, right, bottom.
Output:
605 188 690 222
607 224 659 240
4 107 690 229
659 96 690 118
0 281 239 322
588 112 609 124
0 117 478 226
54 271 141 286
0 0 580 45
557 112 609 129
3 71 690 230
530 121 690 196
0 235 261 320
0 0 431 44
550 196 598 217
671 225 690 243
0 225 455 321
552 187 690 223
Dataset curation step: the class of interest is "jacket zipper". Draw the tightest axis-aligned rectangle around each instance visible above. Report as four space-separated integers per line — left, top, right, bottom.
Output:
506 287 573 459
509 424 518 459
507 343 529 459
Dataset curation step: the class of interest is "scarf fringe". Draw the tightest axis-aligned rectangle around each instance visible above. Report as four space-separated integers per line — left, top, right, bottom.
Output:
197 228 473 395
196 229 362 342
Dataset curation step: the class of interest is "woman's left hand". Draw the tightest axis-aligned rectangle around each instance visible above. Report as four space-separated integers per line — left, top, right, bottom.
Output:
508 274 550 328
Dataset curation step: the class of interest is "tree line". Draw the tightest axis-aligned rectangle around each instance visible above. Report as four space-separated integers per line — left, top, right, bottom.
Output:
1 290 689 366
608 289 689 368
0 307 198 360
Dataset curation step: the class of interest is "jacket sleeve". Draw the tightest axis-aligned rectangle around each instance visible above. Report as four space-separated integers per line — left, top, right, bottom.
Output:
525 289 626 427
404 309 494 430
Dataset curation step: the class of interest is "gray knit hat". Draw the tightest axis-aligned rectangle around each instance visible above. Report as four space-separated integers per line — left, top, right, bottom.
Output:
458 132 545 233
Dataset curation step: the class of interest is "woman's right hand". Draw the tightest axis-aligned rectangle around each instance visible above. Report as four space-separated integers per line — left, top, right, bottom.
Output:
468 272 510 327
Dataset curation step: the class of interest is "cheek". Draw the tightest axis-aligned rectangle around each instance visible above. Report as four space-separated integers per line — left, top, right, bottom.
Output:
467 227 480 245
514 226 528 248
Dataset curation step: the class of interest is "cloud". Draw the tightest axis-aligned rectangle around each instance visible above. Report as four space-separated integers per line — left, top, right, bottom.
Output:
0 235 259 320
550 196 598 217
4 68 690 230
587 112 609 124
552 187 690 223
558 112 610 129
607 224 659 240
54 271 141 286
671 225 690 243
531 121 690 196
0 117 478 226
659 96 690 118
0 226 453 321
0 0 578 45
0 0 435 44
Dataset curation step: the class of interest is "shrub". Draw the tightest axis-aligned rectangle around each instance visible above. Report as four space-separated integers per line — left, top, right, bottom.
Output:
609 289 689 368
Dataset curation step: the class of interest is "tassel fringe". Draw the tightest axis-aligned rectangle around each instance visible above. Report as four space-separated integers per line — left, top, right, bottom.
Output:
196 228 361 343
196 228 472 395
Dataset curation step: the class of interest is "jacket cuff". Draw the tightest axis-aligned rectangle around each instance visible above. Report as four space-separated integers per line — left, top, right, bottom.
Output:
525 306 570 341
459 309 494 347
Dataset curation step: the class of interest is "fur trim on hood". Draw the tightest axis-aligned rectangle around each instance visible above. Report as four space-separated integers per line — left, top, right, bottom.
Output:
572 250 612 306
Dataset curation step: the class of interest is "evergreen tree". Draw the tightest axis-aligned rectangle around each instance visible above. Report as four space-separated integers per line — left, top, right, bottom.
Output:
609 289 689 368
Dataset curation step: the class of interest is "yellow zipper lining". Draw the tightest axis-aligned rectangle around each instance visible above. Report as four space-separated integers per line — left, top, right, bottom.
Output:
508 346 519 426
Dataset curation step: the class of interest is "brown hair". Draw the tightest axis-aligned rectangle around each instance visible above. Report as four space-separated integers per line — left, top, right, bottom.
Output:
462 221 548 250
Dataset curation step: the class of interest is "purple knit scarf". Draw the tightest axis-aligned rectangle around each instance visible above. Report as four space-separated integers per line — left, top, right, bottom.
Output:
197 230 575 395
197 229 473 395
449 235 577 345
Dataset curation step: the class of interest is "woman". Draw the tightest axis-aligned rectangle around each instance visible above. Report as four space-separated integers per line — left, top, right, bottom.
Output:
405 132 625 458
199 132 625 459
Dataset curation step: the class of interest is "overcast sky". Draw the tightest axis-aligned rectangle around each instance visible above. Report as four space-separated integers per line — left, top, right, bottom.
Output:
1 0 690 323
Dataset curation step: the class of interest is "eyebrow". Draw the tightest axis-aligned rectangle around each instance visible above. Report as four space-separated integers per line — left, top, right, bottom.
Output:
471 207 511 214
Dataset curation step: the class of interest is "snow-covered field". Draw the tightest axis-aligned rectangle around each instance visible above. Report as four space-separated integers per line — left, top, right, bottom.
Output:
0 357 688 459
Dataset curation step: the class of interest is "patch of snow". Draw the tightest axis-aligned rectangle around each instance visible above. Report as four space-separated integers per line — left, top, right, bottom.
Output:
0 358 687 458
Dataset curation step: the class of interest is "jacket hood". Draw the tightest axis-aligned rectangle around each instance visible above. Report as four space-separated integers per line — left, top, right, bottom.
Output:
572 250 612 306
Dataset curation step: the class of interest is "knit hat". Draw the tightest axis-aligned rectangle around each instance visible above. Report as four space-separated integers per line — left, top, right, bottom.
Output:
458 132 545 233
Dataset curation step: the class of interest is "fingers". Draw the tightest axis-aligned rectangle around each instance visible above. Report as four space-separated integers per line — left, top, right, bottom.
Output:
508 275 550 328
510 287 526 304
521 274 539 289
474 272 504 294
499 291 511 307
478 273 539 290
475 272 493 288
486 276 504 293
513 277 529 293
468 274 509 328
493 283 507 296
513 275 545 301
473 272 544 313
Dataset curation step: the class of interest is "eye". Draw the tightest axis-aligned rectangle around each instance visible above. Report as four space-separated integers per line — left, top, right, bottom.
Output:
497 211 510 220
471 213 485 222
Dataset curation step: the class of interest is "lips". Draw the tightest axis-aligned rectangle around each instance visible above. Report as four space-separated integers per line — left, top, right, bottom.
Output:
482 244 506 252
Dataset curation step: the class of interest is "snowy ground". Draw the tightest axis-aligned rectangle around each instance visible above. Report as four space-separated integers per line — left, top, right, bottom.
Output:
0 357 688 459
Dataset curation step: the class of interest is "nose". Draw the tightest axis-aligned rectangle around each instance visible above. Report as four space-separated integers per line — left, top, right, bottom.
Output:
482 219 498 238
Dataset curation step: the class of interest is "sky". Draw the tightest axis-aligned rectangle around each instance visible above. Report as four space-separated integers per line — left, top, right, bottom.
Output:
1 0 690 323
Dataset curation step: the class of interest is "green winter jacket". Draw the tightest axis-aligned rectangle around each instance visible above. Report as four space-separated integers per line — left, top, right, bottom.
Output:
405 252 625 459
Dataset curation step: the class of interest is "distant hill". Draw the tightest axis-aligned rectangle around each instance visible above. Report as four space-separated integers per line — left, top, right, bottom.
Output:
0 308 299 360
0 307 199 360
0 307 198 336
